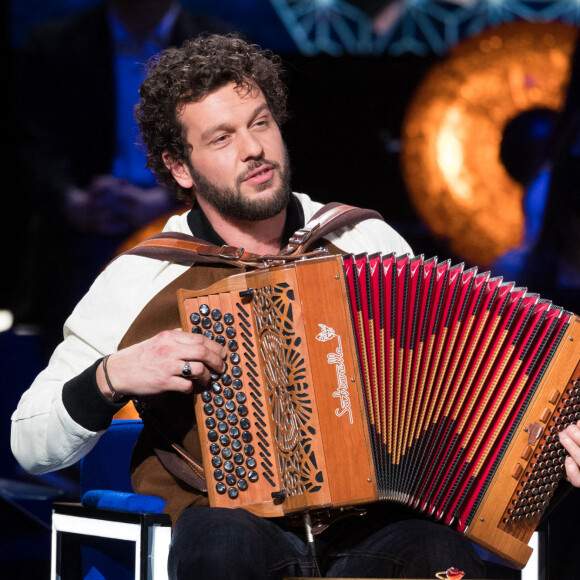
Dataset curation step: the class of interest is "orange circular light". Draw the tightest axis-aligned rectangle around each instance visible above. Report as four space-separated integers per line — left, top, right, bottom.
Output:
401 22 578 265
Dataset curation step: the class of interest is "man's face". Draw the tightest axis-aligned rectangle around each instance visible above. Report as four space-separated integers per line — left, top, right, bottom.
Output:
172 82 291 221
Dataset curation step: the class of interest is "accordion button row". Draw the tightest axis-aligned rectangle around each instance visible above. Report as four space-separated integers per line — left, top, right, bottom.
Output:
505 381 580 524
190 305 261 500
190 306 237 345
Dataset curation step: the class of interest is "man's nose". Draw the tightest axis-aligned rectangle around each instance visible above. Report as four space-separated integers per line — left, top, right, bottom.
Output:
239 130 264 160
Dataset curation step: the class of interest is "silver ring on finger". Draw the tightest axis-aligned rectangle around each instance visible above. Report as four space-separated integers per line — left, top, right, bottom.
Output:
181 361 192 377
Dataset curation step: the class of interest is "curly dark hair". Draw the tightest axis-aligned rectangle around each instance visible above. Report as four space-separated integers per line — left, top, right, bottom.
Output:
135 33 289 201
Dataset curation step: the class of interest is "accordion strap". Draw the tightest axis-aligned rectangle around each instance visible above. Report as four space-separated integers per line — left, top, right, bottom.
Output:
134 398 208 493
280 202 383 256
122 202 383 267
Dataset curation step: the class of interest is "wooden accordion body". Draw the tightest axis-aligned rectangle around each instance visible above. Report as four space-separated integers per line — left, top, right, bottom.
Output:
178 253 580 568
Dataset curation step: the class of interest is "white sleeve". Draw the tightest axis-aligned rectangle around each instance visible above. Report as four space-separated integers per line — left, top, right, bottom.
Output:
10 254 188 474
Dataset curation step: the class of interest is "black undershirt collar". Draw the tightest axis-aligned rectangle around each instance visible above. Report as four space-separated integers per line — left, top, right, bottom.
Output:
186 194 305 250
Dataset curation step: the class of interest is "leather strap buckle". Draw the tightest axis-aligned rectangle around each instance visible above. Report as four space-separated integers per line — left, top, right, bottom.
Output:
218 245 245 260
288 223 320 247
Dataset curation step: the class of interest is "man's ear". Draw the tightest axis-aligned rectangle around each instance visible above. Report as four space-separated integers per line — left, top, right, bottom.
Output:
162 152 194 189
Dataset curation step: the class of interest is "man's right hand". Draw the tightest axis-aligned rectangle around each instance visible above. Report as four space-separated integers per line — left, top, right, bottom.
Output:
96 330 227 402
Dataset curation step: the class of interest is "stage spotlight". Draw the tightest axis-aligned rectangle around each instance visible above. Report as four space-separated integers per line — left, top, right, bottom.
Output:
400 21 578 265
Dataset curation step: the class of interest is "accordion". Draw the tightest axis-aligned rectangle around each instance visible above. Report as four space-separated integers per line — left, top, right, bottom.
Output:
177 253 580 568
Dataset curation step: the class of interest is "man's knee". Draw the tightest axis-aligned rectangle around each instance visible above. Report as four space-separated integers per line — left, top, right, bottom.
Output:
167 506 304 580
393 520 485 577
170 507 257 563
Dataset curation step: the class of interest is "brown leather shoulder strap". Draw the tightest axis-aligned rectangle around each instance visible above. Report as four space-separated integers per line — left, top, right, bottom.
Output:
120 203 384 265
121 232 254 267
280 203 384 256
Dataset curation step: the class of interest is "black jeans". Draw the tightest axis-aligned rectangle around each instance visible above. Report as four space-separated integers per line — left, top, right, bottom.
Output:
168 504 486 579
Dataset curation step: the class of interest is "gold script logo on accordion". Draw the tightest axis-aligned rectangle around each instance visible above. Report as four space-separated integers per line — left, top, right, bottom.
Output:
315 324 354 424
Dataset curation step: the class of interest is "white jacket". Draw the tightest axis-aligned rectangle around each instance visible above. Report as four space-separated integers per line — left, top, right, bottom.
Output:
11 193 412 475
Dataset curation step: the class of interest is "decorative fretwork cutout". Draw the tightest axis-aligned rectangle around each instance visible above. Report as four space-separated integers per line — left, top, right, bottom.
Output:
253 283 323 495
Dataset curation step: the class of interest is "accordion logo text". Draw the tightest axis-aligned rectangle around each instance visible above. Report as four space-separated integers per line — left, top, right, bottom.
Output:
316 324 354 424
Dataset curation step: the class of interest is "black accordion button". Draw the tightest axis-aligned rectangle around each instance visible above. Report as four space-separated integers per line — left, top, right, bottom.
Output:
225 401 236 413
248 470 258 482
224 461 235 473
224 313 234 325
229 426 240 439
237 479 248 491
203 404 214 416
232 440 242 452
232 366 242 378
230 353 240 364
226 327 237 339
233 453 244 465
233 379 243 390
236 392 246 403
238 405 248 417
242 431 252 443
244 444 255 456
219 434 230 447
216 409 227 421
223 387 234 400
217 421 228 433
235 466 246 478
202 317 212 329
204 330 214 340
211 456 222 468
192 326 202 334
228 488 239 499
240 418 251 430
214 469 224 481
246 457 257 469
227 413 238 425
211 309 222 321
226 474 236 486
222 448 233 460
201 391 212 403
190 313 201 325
227 339 238 351
221 374 232 386
211 382 222 394
214 395 224 407
207 430 218 442
199 304 210 316
205 417 216 429
209 443 220 455
214 322 224 334
216 335 226 346
216 482 227 494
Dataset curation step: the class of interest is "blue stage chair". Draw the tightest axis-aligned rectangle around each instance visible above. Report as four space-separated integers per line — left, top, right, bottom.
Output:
50 419 171 580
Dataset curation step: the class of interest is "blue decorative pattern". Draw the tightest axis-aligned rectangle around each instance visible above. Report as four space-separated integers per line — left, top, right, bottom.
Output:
270 0 580 55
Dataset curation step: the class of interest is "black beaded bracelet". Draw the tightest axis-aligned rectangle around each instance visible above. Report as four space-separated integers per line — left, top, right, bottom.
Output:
102 354 129 403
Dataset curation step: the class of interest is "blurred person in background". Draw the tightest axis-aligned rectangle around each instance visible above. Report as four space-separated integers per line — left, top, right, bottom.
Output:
14 0 234 355
495 36 580 316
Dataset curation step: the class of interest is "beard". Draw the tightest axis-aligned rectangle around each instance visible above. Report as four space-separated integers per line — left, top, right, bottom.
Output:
189 151 292 222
